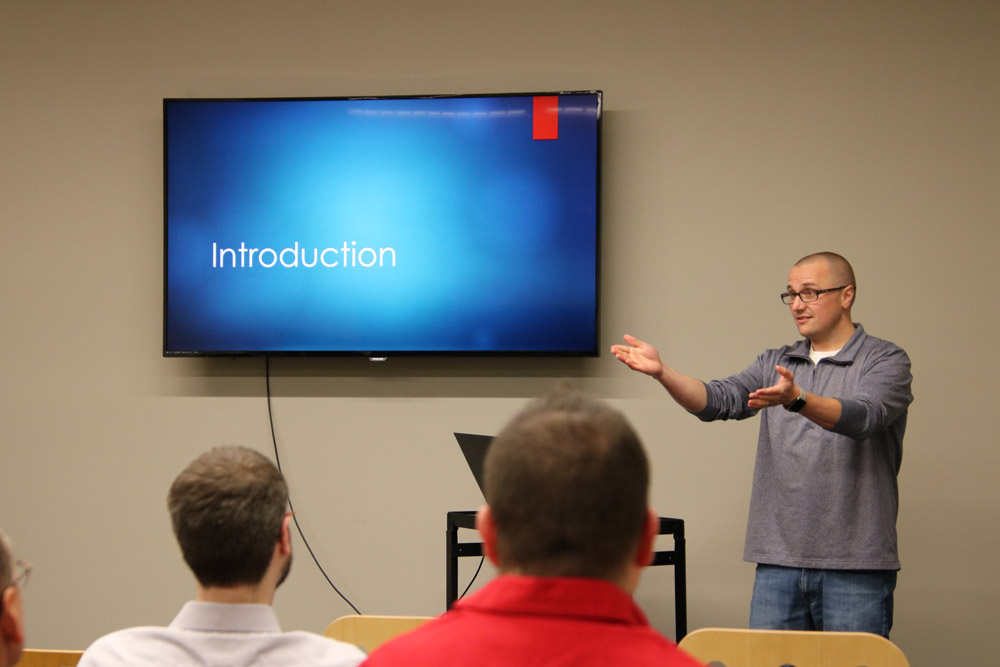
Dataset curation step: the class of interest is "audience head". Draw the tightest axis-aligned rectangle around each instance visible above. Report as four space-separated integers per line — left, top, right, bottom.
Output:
168 445 291 590
0 529 25 667
479 389 656 589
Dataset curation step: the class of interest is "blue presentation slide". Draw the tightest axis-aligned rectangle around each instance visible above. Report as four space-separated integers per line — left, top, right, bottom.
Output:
164 93 600 354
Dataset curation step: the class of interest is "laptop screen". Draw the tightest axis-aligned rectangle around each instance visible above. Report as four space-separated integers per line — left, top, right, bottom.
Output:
454 433 493 495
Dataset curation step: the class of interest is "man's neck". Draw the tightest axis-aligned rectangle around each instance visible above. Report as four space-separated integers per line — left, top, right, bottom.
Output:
809 319 856 351
499 566 636 595
196 584 274 606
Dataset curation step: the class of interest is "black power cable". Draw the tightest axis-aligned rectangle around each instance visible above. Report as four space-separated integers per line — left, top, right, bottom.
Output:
459 556 485 600
265 356 361 615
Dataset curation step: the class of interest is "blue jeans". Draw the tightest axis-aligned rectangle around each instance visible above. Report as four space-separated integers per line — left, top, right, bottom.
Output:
749 564 897 638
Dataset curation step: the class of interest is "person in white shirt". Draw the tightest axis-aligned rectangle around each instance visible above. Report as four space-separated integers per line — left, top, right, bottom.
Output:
79 445 365 667
0 529 28 667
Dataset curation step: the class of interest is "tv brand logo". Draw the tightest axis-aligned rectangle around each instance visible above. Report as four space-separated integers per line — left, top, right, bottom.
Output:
212 241 397 269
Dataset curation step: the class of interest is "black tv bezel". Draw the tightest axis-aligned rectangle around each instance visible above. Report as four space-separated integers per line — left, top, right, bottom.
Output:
162 90 602 359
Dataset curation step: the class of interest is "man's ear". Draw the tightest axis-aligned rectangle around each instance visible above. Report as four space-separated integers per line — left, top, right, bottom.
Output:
633 509 659 568
1 586 25 653
841 284 856 310
278 512 293 556
475 505 500 567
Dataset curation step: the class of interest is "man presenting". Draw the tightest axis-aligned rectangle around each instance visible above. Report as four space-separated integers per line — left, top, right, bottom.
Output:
80 445 365 666
612 252 912 637
363 390 705 666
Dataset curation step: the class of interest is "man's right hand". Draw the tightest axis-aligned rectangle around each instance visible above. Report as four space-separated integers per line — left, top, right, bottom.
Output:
612 334 708 414
611 334 665 379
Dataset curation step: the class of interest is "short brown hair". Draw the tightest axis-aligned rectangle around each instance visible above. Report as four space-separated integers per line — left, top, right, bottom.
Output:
0 529 12 591
794 251 857 291
484 390 650 580
167 446 288 587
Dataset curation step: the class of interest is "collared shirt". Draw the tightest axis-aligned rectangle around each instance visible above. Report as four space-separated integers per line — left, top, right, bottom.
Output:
79 601 365 667
362 575 705 666
698 323 913 570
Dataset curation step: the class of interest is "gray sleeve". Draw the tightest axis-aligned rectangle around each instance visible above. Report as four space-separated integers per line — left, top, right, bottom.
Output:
696 353 768 422
833 345 913 439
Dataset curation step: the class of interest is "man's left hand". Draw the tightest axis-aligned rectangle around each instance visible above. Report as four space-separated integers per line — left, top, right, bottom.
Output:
748 365 798 409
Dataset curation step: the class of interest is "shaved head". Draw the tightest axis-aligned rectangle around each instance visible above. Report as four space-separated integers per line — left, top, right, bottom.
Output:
794 252 856 291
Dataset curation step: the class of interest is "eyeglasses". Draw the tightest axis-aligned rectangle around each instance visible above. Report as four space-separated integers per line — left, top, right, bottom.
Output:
0 559 31 615
780 286 848 305
13 560 31 590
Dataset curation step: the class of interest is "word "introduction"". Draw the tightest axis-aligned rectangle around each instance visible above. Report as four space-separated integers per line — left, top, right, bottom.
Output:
212 242 397 268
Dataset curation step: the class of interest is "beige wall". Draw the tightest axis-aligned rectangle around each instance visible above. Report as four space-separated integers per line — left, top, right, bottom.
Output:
1 1 996 664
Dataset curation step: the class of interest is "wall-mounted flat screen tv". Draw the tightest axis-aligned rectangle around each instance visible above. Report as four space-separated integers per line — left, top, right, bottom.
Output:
163 91 601 357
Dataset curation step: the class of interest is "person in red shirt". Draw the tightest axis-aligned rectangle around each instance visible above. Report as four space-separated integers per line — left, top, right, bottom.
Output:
363 389 705 667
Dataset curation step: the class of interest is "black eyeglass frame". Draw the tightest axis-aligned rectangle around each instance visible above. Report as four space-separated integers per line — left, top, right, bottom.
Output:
780 285 848 305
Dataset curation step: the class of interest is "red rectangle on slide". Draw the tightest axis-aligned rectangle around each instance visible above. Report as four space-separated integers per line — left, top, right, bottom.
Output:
533 96 558 140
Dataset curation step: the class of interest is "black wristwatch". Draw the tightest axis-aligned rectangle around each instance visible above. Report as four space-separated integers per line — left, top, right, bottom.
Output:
784 387 807 412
